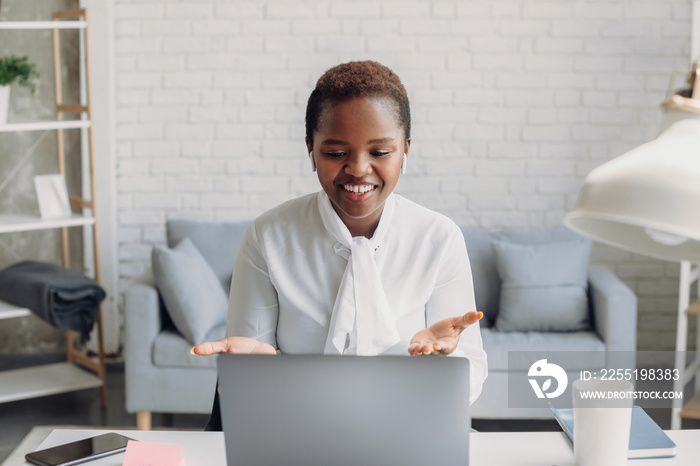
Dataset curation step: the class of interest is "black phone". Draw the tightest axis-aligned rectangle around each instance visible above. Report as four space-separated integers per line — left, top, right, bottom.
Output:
25 432 135 466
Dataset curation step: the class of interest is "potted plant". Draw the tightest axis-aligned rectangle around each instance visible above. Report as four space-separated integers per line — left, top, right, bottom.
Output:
0 54 39 125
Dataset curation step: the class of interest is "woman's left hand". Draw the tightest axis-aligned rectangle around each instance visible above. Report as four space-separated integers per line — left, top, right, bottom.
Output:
408 311 483 356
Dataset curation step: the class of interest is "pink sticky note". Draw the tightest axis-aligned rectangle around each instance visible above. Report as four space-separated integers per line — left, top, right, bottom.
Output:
122 439 184 466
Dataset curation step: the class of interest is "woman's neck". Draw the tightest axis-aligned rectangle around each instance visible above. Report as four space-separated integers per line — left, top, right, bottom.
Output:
335 205 384 239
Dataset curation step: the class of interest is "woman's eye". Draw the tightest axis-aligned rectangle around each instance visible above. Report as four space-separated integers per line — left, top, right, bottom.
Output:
326 152 346 158
371 151 390 157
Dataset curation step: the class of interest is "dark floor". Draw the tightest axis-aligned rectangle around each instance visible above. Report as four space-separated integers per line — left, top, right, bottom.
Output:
2 355 700 463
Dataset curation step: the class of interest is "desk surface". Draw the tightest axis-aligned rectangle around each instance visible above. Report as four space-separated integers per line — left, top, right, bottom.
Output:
21 428 700 466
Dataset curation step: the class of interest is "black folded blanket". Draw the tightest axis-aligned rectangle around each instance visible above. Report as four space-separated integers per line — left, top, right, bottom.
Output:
0 261 106 343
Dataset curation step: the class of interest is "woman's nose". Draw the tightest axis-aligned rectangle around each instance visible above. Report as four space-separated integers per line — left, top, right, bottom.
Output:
344 153 372 176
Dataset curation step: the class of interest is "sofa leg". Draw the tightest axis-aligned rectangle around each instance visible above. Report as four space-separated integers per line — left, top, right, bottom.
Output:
137 411 152 430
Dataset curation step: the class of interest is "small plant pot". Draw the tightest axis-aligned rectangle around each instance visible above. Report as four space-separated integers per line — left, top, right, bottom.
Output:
0 85 9 125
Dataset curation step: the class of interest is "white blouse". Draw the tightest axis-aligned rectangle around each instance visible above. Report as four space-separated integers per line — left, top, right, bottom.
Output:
226 191 488 403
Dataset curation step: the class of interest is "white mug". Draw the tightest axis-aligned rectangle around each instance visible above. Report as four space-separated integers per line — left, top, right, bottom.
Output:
572 378 633 466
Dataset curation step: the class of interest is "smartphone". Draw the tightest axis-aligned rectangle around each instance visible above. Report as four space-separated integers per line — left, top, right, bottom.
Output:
25 432 135 466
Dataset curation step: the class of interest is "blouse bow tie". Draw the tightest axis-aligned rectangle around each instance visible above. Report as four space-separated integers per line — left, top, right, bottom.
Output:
317 192 401 356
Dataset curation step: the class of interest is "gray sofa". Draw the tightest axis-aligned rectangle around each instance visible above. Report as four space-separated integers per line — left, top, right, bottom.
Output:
125 220 637 428
124 219 250 430
463 227 637 419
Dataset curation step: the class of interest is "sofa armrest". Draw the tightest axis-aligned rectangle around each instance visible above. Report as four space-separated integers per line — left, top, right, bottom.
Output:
124 283 163 413
588 265 637 353
124 283 163 362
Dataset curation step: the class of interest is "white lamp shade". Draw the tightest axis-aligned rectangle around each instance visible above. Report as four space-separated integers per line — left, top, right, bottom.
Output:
565 110 700 263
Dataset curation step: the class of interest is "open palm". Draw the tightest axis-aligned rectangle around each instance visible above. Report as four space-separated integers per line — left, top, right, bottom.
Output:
408 311 483 356
191 336 277 356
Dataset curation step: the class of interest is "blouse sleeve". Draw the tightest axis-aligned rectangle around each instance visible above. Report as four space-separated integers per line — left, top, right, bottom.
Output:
425 223 488 405
225 221 280 349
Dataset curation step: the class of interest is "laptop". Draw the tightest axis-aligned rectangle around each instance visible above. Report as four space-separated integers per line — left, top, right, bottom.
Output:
217 354 470 466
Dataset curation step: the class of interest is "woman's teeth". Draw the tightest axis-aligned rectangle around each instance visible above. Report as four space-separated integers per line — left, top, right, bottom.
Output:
343 184 374 194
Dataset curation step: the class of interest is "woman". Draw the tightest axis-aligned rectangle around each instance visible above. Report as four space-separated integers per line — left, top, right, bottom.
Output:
193 61 487 416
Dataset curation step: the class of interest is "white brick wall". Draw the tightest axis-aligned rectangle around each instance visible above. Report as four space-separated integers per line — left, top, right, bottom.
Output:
115 0 693 351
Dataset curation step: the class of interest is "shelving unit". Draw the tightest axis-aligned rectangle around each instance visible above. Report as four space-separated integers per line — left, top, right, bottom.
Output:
671 261 700 429
0 9 107 407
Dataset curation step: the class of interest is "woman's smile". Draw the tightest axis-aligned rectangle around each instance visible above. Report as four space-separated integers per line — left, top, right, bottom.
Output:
339 182 379 204
341 183 376 196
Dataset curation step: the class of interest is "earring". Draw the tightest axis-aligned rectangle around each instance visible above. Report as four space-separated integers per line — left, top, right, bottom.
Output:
309 151 316 172
400 153 407 175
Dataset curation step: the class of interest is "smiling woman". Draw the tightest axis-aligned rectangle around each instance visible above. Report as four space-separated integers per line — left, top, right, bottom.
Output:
193 61 488 431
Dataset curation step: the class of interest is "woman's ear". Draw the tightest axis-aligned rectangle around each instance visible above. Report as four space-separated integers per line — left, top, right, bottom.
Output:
305 139 316 172
401 139 411 174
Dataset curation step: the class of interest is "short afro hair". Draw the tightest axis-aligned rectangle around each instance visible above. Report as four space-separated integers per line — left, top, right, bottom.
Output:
305 61 411 147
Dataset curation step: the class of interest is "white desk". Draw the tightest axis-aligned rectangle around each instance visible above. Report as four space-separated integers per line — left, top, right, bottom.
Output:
472 430 700 466
19 428 700 465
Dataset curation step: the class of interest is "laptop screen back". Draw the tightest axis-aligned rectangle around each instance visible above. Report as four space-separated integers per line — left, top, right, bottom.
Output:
217 354 470 466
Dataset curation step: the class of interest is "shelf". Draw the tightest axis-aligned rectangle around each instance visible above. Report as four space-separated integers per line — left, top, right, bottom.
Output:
0 214 95 234
0 362 102 404
0 298 30 320
0 21 86 30
0 120 91 133
680 391 700 420
687 298 700 316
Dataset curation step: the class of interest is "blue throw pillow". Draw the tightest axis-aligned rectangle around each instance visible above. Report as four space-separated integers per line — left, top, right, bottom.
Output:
492 239 592 332
152 237 228 346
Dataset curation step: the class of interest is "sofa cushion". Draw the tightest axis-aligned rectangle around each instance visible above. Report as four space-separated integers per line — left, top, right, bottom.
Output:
492 237 592 332
152 324 227 369
460 226 499 327
480 328 606 371
152 237 228 346
167 219 251 292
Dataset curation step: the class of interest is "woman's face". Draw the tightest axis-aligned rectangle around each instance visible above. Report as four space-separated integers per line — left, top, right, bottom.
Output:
307 96 410 238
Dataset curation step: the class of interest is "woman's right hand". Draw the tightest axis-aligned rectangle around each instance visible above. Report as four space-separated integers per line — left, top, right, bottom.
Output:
190 336 276 356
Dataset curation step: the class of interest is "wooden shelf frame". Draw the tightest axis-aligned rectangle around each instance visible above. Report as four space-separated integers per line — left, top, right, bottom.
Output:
0 8 107 408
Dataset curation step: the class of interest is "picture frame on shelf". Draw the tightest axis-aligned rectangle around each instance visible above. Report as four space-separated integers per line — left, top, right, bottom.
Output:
34 174 71 219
